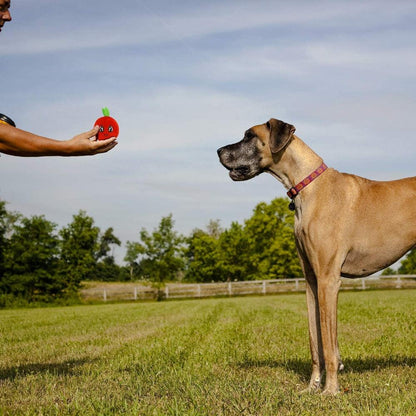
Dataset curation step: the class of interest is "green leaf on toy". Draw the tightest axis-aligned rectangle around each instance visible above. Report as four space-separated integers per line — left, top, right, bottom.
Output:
102 107 110 117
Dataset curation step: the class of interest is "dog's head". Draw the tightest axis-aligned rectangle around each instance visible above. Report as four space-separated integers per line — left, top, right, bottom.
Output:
217 118 296 181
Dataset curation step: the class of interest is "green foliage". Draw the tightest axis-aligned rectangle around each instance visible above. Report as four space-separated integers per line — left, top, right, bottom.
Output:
243 198 301 279
185 224 226 282
125 215 184 290
59 212 122 289
96 227 121 261
2 215 63 301
381 267 396 275
0 203 123 304
0 197 307 305
59 211 101 291
95 257 130 282
185 198 301 282
124 240 142 279
0 201 7 279
0 201 19 280
397 248 416 274
218 221 250 280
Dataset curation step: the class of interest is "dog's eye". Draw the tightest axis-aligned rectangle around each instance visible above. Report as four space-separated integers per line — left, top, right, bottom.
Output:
245 131 255 140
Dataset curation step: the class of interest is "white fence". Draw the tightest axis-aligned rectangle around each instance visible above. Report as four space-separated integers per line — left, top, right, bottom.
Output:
80 275 416 302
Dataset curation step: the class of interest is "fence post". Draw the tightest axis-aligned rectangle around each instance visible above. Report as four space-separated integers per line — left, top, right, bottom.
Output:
134 287 137 300
295 279 299 291
262 281 266 295
165 286 169 299
396 276 402 289
197 284 201 297
228 282 232 296
361 279 366 290
103 289 107 301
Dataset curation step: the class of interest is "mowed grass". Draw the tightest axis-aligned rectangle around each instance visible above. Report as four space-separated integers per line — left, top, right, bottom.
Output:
0 290 415 415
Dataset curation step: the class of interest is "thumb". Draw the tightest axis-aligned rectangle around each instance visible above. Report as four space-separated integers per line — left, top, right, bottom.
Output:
82 126 100 140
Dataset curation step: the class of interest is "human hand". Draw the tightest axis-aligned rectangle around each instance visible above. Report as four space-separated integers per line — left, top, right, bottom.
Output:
65 126 118 156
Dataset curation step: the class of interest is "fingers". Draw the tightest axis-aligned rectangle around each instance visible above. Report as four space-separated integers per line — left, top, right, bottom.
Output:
90 137 118 154
96 136 118 145
70 127 118 155
75 126 100 141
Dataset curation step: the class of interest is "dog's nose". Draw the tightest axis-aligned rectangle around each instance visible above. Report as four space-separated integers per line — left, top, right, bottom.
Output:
217 147 224 157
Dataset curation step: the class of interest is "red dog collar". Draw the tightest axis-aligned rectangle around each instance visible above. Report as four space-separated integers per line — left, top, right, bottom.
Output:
287 163 328 200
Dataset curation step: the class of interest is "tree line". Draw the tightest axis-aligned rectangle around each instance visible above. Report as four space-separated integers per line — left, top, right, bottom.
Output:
0 201 124 304
1 197 414 304
125 198 302 286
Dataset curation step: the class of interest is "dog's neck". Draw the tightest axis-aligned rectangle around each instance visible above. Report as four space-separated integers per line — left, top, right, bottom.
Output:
267 135 324 191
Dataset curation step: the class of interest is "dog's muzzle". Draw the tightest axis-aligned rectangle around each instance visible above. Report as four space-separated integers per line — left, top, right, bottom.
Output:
217 145 261 181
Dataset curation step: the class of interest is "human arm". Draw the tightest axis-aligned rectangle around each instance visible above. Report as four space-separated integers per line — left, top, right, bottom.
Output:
0 124 117 156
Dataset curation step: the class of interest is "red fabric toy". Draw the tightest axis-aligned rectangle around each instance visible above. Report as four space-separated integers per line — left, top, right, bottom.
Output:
94 107 119 141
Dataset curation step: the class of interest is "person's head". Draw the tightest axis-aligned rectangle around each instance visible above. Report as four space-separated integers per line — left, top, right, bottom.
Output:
0 0 11 32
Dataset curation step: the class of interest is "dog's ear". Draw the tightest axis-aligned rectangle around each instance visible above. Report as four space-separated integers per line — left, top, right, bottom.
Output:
267 118 296 154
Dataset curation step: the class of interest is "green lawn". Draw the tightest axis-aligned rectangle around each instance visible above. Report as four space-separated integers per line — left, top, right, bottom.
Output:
1 290 415 415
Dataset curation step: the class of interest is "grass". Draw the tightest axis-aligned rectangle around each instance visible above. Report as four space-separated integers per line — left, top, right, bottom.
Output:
0 290 415 415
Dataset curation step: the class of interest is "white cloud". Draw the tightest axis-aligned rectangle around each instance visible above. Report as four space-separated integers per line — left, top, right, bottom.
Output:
5 0 415 55
16 85 275 152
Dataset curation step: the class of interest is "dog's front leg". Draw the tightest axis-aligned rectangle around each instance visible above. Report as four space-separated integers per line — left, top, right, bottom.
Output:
317 275 342 395
304 273 325 392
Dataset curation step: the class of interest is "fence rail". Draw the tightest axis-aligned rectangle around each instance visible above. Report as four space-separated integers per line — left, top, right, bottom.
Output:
80 275 416 302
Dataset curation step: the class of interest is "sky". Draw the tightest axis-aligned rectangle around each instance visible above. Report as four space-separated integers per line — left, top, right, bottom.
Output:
1 0 416 263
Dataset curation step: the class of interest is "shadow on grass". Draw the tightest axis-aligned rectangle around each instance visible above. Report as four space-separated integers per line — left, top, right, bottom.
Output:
237 355 416 381
343 356 416 373
0 357 98 381
237 358 311 381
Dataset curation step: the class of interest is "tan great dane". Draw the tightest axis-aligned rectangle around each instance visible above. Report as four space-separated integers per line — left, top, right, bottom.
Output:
217 118 416 394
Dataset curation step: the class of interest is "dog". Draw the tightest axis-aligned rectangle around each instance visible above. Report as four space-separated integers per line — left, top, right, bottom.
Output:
217 118 416 394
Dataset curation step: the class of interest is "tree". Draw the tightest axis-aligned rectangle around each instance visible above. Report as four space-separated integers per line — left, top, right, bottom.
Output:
184 198 301 282
95 256 130 281
217 221 249 281
0 201 20 280
184 199 301 282
243 198 302 279
381 267 397 275
1 215 62 301
0 201 8 279
96 227 121 261
59 210 100 291
206 219 223 239
126 215 184 296
185 228 223 282
95 226 122 281
185 221 247 282
124 241 142 280
397 249 416 274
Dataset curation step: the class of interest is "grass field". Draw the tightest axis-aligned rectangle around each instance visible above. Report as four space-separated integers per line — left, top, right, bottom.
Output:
0 290 415 415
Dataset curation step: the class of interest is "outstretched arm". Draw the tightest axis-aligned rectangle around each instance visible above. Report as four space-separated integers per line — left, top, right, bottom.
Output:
0 124 118 157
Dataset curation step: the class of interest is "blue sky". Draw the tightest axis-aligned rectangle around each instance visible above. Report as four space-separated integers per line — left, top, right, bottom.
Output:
1 0 416 262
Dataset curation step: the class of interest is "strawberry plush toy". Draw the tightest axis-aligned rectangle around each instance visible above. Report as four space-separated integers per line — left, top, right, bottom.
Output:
94 107 119 141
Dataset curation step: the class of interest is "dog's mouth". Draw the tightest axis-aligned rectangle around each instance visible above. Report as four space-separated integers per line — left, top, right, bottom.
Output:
217 146 261 181
228 166 256 181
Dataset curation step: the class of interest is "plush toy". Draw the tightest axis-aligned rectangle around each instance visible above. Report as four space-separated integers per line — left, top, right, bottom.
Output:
94 107 119 140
